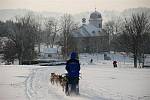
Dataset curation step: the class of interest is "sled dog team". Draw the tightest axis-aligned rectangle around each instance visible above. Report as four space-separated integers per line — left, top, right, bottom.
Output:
50 73 67 92
50 52 80 96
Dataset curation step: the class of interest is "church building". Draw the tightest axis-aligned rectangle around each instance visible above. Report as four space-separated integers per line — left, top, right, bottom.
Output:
72 10 109 53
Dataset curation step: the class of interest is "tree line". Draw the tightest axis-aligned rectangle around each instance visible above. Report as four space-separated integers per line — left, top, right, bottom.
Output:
0 12 150 68
104 13 150 68
0 13 77 64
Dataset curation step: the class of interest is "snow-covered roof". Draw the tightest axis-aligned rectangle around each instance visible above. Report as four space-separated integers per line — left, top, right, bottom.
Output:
72 24 105 37
90 11 102 19
42 48 58 54
0 37 9 42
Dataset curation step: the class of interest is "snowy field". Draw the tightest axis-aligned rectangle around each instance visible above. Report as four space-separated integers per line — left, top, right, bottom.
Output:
0 53 150 100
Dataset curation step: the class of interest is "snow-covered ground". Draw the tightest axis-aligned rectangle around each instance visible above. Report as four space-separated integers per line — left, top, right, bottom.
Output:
0 53 150 100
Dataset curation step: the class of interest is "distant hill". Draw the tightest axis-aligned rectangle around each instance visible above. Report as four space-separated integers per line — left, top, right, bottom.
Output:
0 9 63 21
0 7 150 24
74 7 150 24
73 10 121 24
0 9 32 21
122 7 150 17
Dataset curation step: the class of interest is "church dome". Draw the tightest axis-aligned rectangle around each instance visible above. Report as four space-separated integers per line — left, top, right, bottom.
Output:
90 11 102 19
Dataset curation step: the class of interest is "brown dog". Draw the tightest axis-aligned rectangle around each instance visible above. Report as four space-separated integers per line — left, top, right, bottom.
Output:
60 76 67 92
50 73 59 85
50 73 68 92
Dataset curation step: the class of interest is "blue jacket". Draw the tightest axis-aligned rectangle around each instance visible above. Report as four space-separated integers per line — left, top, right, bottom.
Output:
66 59 80 77
65 52 80 77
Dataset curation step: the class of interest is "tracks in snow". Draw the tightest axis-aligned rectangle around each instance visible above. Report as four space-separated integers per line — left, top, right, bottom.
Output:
25 66 140 100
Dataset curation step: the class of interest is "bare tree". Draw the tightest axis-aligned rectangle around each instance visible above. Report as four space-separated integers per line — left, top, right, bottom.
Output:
33 15 43 54
60 14 78 59
44 18 60 48
103 17 124 51
0 21 7 37
7 14 38 64
2 39 17 64
122 13 150 68
35 23 42 53
104 17 123 36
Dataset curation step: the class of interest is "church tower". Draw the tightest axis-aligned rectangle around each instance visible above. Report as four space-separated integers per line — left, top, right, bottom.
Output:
89 10 102 29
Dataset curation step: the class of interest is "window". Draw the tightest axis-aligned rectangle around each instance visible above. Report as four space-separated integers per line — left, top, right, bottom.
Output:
98 15 101 18
48 54 52 57
99 24 101 28
92 31 95 33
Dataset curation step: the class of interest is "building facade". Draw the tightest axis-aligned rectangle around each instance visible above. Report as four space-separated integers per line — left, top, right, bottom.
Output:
72 10 109 53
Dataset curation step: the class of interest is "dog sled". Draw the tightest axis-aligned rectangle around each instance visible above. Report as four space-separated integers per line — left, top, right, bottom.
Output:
50 73 81 96
64 74 80 96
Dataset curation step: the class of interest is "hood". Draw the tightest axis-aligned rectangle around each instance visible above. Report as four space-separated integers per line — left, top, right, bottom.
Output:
70 52 78 59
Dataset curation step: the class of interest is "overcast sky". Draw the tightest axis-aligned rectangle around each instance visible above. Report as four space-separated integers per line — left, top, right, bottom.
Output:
0 0 150 14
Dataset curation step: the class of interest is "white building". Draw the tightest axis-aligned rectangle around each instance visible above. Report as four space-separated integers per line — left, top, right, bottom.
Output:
40 48 59 59
72 10 109 53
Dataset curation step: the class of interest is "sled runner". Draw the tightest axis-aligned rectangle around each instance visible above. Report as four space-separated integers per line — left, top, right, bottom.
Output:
50 72 81 96
64 74 80 96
